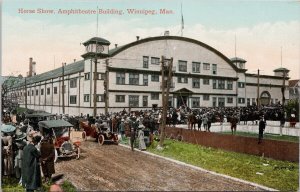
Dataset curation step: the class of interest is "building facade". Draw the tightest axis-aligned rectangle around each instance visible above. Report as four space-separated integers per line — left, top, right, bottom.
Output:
7 35 289 115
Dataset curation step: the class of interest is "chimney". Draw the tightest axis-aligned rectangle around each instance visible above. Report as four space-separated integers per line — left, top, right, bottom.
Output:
28 57 33 77
115 44 118 48
136 36 140 41
73 59 76 63
164 31 170 36
32 61 36 76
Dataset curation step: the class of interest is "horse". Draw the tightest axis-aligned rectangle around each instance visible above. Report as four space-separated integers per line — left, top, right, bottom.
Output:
187 113 197 130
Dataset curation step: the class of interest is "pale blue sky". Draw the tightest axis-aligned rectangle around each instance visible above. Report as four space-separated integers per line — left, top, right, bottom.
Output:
3 0 300 29
2 0 300 79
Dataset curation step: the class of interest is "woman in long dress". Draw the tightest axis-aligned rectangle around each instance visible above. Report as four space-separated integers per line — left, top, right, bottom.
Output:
138 125 146 151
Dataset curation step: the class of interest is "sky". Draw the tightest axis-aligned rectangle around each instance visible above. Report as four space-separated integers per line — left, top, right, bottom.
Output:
2 0 300 79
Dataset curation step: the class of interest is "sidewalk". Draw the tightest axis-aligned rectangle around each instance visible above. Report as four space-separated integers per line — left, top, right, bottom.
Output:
175 121 300 137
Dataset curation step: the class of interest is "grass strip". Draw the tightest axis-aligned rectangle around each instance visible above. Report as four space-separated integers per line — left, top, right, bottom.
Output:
221 131 299 143
148 139 299 191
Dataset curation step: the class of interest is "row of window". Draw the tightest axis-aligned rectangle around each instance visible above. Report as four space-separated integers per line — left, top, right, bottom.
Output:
142 56 218 74
27 87 58 96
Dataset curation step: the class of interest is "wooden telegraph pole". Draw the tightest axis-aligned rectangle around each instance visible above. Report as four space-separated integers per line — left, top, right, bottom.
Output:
104 59 109 115
282 70 286 107
62 63 65 114
25 77 27 109
158 56 173 149
257 69 260 108
93 54 98 117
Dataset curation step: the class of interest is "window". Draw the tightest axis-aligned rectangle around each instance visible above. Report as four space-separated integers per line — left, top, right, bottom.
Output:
84 73 90 80
70 79 77 88
98 73 106 80
84 94 90 102
70 95 77 104
192 78 200 88
227 97 233 103
129 95 139 107
32 90 34 96
238 98 245 104
116 95 125 102
28 91 30 96
203 63 210 70
212 64 217 75
203 95 210 101
63 85 66 94
178 76 188 83
41 89 44 95
191 97 200 108
143 74 148 86
238 82 245 88
203 78 210 85
218 80 225 89
47 88 50 95
97 94 104 102
247 98 250 106
151 57 160 65
151 74 159 82
192 62 200 73
54 87 57 94
227 80 233 90
213 79 217 89
178 60 187 72
143 56 149 68
218 97 225 107
143 96 148 107
212 97 217 107
116 72 125 85
36 90 39 96
129 73 139 85
151 93 159 100
252 98 256 105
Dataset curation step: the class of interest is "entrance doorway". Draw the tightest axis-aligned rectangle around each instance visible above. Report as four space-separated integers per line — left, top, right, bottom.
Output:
177 96 187 108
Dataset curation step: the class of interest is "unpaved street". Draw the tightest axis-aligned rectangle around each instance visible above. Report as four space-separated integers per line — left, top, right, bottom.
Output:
55 138 265 191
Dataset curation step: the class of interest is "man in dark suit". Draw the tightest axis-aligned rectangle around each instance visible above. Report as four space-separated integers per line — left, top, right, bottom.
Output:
258 115 266 144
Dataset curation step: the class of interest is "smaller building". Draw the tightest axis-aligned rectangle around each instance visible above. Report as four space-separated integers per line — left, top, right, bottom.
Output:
289 79 300 100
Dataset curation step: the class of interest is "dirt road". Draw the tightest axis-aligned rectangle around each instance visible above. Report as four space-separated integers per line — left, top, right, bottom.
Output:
55 138 265 191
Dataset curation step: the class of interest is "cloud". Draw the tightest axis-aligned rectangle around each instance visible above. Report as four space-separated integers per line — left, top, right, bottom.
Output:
2 14 300 79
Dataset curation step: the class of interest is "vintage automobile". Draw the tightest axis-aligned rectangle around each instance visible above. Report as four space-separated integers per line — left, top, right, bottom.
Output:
38 119 80 161
26 111 55 130
80 121 119 145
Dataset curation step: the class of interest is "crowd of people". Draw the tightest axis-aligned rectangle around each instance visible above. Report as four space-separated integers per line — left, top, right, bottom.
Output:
1 104 298 191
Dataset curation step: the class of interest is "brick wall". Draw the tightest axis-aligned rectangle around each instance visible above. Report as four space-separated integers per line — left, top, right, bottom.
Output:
165 127 299 162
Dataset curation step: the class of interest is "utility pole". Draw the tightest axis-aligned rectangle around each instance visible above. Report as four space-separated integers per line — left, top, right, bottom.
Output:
282 70 286 107
158 56 173 149
257 69 260 108
93 54 98 117
62 63 65 114
25 77 27 109
104 59 109 115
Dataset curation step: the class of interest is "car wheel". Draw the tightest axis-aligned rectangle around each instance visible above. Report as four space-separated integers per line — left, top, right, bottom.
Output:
82 131 87 141
98 135 105 145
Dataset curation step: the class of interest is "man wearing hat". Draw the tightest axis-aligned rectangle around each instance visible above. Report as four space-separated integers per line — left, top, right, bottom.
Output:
258 115 266 144
22 136 42 192
119 119 125 140
40 136 55 182
14 131 27 179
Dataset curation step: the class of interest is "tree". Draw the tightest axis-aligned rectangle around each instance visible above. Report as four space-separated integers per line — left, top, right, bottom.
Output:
285 99 299 122
1 75 22 112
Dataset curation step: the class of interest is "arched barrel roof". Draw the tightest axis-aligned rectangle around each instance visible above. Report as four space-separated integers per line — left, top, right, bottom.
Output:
108 36 243 72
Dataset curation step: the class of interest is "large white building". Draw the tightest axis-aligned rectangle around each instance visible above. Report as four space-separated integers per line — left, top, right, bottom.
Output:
7 35 289 115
